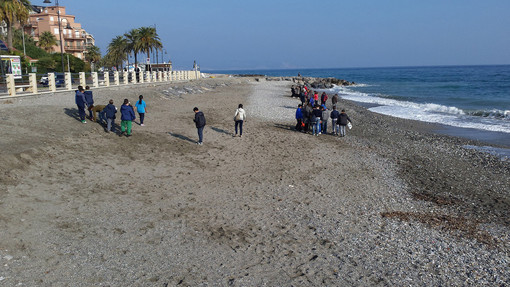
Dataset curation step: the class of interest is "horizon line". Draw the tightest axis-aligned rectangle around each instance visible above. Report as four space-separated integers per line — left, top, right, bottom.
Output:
202 63 510 72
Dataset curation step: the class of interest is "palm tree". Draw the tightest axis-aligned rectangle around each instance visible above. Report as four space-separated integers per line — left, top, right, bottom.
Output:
106 35 127 70
124 28 141 71
0 0 32 50
138 26 162 70
85 45 101 71
38 31 57 53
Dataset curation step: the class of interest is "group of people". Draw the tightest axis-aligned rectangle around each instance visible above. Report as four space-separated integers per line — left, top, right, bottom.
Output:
192 103 247 145
74 84 246 144
75 86 147 137
75 83 349 143
293 85 352 137
291 85 340 108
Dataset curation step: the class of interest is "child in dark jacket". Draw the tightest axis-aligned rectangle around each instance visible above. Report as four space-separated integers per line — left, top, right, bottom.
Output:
311 105 323 136
75 86 87 123
338 109 352 137
330 106 340 135
120 99 135 137
103 99 117 132
84 86 94 119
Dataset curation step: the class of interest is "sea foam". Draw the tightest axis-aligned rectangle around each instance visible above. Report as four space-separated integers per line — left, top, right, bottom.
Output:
328 86 510 134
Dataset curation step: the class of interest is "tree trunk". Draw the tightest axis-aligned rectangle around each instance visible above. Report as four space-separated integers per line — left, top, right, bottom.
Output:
147 51 151 72
7 23 14 50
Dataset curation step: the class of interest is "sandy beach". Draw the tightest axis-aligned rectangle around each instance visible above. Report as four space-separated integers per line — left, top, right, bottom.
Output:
0 77 509 286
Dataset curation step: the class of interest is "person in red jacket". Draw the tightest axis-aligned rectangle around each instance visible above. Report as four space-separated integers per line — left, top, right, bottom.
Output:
321 92 328 106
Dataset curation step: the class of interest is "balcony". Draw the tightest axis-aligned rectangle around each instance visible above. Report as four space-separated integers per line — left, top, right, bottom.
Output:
64 45 86 52
63 34 86 40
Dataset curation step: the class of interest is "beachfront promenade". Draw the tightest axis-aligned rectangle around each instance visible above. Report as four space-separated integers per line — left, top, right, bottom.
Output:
2 69 201 98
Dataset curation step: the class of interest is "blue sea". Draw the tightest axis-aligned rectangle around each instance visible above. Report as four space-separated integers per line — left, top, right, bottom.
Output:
206 65 510 151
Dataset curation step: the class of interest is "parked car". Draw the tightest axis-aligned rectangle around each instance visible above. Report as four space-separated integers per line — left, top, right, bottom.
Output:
39 76 48 85
40 73 65 87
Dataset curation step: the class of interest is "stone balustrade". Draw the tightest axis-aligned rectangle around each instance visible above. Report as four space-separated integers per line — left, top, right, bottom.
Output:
5 70 201 97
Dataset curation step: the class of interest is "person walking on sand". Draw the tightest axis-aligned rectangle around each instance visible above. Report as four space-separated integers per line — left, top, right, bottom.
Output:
321 105 329 134
313 91 319 105
331 93 339 108
299 88 306 106
311 105 323 136
193 107 206 145
330 106 340 135
120 99 135 137
321 92 328 106
75 86 87 123
103 99 117 133
303 102 313 133
134 95 147 126
90 104 106 123
338 109 352 137
84 86 94 120
295 104 304 132
233 104 246 137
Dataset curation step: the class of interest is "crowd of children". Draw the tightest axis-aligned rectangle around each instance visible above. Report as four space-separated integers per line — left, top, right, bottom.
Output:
74 86 147 137
292 84 352 137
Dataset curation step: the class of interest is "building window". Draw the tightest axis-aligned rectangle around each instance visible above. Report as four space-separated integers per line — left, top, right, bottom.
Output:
54 28 59 35
50 16 54 22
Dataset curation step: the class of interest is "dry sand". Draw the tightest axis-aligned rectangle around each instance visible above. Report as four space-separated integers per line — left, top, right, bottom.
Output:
0 77 509 286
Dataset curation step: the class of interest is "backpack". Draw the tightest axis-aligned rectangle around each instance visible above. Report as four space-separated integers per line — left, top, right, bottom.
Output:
198 113 206 127
234 109 242 121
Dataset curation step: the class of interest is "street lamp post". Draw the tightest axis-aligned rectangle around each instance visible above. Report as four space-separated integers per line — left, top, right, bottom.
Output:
43 0 65 73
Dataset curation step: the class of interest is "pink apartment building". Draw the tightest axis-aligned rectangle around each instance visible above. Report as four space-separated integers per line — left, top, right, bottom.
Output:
25 5 95 60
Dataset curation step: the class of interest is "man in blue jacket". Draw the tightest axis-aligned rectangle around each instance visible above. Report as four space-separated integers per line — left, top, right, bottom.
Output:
84 86 94 120
295 104 303 132
75 86 87 123
193 107 206 145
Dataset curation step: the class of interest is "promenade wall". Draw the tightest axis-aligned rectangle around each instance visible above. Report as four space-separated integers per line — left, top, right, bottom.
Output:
1 70 201 98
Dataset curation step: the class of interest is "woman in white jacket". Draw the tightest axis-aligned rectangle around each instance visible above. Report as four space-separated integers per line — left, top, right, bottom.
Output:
233 104 247 137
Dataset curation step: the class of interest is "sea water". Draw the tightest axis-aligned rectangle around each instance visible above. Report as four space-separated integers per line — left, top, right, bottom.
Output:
207 65 510 151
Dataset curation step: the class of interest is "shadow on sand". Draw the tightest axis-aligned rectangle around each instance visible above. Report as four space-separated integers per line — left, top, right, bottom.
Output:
273 123 296 131
64 107 120 132
64 108 81 122
168 132 196 143
210 126 232 135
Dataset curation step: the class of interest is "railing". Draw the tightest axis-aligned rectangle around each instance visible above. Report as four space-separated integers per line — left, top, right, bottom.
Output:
1 70 201 97
63 34 87 40
65 45 86 51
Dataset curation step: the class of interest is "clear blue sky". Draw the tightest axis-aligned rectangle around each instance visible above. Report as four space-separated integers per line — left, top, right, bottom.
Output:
50 0 510 70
